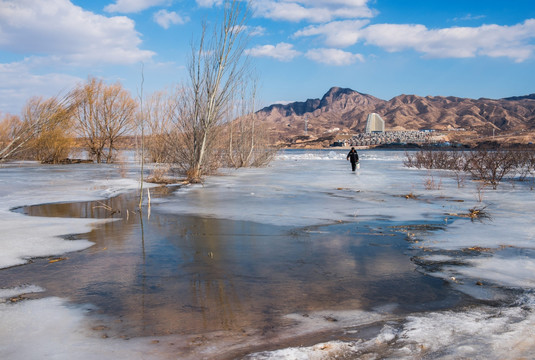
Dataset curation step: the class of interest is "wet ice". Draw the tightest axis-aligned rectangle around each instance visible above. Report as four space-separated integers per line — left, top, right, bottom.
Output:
1 150 535 359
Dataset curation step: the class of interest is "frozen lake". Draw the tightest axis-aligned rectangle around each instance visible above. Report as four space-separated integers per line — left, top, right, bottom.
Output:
1 150 535 359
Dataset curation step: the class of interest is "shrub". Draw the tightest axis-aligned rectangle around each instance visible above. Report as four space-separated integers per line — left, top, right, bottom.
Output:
404 148 534 189
465 149 517 189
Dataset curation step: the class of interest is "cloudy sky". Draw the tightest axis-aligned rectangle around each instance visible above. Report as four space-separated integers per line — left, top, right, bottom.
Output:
1 0 534 115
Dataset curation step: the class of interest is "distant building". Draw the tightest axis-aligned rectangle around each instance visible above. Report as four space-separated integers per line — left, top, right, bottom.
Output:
365 113 385 134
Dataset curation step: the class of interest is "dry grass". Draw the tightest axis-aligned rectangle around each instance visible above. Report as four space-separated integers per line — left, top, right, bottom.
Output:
403 192 418 199
447 206 490 221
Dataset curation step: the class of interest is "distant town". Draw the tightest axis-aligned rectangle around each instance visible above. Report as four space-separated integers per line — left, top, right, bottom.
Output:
330 113 453 147
332 130 444 147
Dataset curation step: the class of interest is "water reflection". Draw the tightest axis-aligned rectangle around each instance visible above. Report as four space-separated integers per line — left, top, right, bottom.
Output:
1 191 460 338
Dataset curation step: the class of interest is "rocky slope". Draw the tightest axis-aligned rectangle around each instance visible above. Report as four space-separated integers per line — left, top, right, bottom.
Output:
256 87 535 143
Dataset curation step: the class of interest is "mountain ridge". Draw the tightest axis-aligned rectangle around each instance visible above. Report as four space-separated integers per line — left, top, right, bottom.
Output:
256 87 535 143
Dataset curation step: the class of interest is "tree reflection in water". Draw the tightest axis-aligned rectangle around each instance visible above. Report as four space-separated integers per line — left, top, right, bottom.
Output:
2 191 460 339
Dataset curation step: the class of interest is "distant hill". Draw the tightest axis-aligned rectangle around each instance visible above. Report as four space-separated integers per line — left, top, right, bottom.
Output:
256 87 535 143
503 94 535 101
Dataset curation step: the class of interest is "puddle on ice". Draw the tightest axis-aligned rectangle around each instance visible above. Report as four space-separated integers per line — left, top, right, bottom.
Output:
1 190 464 357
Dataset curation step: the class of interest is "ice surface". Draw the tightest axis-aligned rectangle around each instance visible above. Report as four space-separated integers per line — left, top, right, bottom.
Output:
153 150 535 292
0 160 166 360
0 284 44 300
154 150 451 226
2 150 535 359
456 256 535 288
244 341 365 360
246 295 535 359
0 162 155 269
391 296 535 360
0 296 171 360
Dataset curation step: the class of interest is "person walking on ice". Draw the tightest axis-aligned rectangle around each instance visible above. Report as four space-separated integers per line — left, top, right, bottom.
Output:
347 147 359 171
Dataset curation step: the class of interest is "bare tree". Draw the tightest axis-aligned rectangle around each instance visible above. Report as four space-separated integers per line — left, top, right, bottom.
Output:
466 149 517 189
404 148 530 190
71 78 107 163
142 90 175 163
101 83 137 163
168 0 250 182
515 149 535 181
0 95 73 162
226 78 277 168
72 77 137 163
0 113 22 159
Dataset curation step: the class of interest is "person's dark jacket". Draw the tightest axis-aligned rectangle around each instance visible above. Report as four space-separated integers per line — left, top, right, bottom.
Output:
347 150 359 164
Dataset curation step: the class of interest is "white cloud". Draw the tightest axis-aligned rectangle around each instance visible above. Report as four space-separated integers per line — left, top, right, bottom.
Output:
232 25 267 36
196 0 223 7
0 0 154 65
249 26 267 36
245 43 301 61
252 0 373 23
104 0 169 13
305 48 364 65
293 17 535 62
153 9 188 29
453 14 486 22
362 19 535 62
0 60 83 115
294 20 369 47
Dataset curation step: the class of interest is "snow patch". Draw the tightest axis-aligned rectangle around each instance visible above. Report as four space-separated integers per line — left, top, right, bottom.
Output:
0 296 165 360
0 285 44 300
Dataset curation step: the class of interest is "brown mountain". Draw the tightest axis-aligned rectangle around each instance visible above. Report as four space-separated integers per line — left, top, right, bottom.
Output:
256 87 535 144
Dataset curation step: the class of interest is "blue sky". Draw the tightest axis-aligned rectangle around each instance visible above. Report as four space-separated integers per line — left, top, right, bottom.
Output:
1 0 534 115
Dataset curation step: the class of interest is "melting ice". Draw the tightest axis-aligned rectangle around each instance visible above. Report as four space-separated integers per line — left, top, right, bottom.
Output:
1 150 535 359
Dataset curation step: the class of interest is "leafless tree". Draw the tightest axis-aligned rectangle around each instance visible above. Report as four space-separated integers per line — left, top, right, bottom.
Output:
405 148 531 190
225 78 277 168
72 77 137 163
465 149 517 189
167 0 251 182
101 83 137 163
0 113 22 159
142 90 175 163
71 78 107 163
515 149 535 181
0 95 73 162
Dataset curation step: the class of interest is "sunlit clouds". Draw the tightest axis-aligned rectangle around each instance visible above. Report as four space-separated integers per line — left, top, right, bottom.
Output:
0 0 155 114
252 0 374 23
0 60 82 117
153 9 188 29
305 48 364 66
294 20 369 48
245 43 301 61
0 0 533 115
104 0 170 13
0 0 154 64
291 19 535 62
195 0 223 7
361 20 535 62
248 0 535 65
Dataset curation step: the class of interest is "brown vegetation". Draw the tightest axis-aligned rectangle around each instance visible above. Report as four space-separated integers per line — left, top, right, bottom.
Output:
0 0 275 183
404 148 535 189
0 95 74 163
160 0 276 182
72 77 137 163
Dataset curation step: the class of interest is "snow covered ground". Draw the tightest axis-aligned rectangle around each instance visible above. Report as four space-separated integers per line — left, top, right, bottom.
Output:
1 150 535 359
